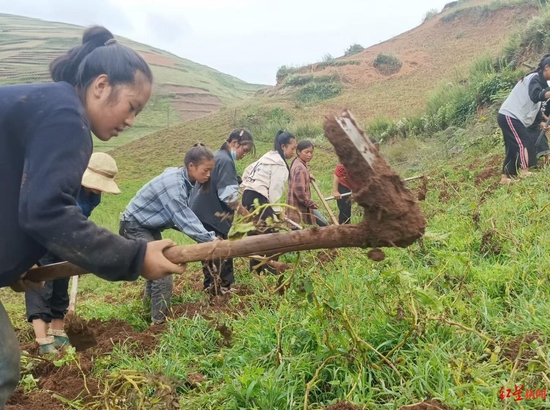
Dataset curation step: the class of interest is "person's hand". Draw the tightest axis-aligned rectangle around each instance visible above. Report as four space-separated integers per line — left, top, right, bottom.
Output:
541 122 549 132
309 173 315 181
312 203 319 209
9 271 44 293
333 191 342 200
141 239 186 281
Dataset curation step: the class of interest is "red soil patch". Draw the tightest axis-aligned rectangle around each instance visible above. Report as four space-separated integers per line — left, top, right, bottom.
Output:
400 399 453 410
503 333 543 370
325 402 363 410
139 51 176 67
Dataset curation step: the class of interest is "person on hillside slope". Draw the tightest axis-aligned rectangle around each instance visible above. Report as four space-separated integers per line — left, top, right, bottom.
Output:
286 140 328 228
498 54 550 184
190 130 254 295
0 26 184 408
241 130 297 273
25 153 121 355
120 144 218 324
332 137 379 224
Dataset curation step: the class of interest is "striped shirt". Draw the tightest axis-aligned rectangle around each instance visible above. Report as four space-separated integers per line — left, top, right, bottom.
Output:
123 167 216 244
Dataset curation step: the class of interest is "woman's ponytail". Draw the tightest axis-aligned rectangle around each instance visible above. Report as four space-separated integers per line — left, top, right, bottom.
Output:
49 25 152 91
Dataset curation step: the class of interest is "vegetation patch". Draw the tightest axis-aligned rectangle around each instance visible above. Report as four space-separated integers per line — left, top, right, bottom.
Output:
423 8 439 22
344 43 365 57
373 53 403 75
296 80 343 103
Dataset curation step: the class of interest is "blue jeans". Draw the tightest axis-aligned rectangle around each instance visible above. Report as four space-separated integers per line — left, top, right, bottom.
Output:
313 209 328 227
119 220 173 324
0 300 20 408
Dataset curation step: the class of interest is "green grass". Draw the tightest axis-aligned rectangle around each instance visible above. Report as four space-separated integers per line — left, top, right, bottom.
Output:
5 106 550 408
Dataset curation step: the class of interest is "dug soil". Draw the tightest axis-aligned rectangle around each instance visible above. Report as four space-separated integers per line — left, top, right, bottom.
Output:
325 402 363 410
400 399 453 409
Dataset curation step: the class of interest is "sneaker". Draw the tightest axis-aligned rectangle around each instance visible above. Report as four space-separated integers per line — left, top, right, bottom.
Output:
36 337 58 356
53 335 70 349
49 329 70 349
39 343 59 356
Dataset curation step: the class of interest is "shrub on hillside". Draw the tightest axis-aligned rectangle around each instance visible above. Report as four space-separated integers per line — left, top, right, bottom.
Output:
503 6 550 65
321 53 335 63
426 83 476 131
296 81 343 103
344 44 365 57
423 8 439 22
235 107 293 143
276 65 300 83
284 74 314 87
316 60 360 70
373 53 403 75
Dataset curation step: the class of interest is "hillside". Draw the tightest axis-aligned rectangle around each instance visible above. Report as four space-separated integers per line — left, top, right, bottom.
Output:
0 13 266 150
109 0 541 180
261 0 539 123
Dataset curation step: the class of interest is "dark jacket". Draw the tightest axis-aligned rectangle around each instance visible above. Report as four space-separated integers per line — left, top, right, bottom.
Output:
0 81 146 288
190 149 239 235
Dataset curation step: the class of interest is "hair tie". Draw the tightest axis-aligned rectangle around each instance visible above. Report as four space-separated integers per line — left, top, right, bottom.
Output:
239 130 244 137
104 38 117 46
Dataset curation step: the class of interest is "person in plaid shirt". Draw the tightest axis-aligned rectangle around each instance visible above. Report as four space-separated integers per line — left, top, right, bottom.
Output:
287 140 328 227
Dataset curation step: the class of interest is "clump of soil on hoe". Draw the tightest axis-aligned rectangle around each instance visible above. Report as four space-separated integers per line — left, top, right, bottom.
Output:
323 111 426 249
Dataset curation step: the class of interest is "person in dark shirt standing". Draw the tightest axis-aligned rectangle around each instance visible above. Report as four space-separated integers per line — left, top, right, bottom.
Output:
25 152 121 355
0 26 184 406
190 130 254 295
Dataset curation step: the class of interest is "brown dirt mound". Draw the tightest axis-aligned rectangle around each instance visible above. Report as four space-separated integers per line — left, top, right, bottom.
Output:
6 390 65 410
325 402 363 410
85 318 160 356
400 399 452 410
503 333 543 370
324 111 426 249
367 248 385 261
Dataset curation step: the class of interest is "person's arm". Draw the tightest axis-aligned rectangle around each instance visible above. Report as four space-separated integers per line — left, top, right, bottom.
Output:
217 159 248 215
267 166 288 207
166 194 217 243
290 166 316 208
332 174 342 200
529 76 550 103
19 111 159 281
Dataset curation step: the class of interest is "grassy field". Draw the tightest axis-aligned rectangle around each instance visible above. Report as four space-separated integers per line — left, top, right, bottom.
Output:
4 106 550 408
5 0 550 408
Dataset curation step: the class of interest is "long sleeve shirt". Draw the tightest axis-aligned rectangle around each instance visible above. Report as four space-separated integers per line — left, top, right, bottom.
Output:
123 167 216 244
500 72 549 127
0 81 146 288
286 158 316 225
190 149 240 235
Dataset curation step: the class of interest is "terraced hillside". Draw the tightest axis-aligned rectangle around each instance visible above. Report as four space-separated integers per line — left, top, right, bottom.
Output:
0 13 266 149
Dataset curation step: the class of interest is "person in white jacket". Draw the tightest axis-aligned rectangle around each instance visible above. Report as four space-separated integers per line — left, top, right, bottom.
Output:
240 130 297 272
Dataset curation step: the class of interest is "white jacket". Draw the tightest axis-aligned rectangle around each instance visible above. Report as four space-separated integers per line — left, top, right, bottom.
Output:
241 151 289 211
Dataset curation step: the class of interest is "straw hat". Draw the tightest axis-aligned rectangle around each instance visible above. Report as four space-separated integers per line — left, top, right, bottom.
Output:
81 152 121 194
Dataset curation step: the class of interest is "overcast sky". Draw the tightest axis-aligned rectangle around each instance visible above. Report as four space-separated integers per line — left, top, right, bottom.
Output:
3 0 453 85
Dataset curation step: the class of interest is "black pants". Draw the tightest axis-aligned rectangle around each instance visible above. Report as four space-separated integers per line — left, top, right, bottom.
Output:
242 190 277 273
498 113 537 176
202 222 234 290
25 252 69 323
527 122 550 157
336 183 352 224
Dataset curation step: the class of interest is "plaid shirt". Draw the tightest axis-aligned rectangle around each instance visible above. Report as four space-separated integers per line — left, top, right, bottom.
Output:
123 167 216 243
286 158 316 225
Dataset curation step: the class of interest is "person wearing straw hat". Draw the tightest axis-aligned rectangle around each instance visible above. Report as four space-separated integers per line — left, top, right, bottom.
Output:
24 152 121 355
